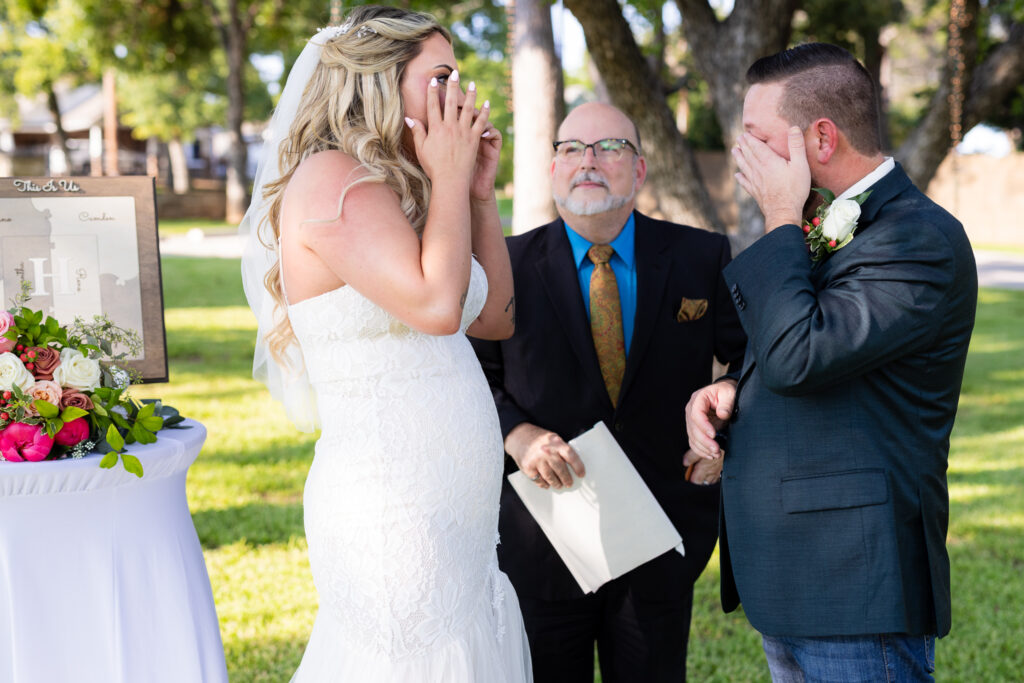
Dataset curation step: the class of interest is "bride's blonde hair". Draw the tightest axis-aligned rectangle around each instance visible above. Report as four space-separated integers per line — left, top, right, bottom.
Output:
260 6 450 363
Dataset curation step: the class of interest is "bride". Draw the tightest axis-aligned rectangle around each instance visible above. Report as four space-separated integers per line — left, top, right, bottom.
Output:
240 6 531 681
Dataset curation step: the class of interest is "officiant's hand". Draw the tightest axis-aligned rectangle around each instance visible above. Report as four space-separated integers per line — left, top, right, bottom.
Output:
505 422 586 490
685 380 736 460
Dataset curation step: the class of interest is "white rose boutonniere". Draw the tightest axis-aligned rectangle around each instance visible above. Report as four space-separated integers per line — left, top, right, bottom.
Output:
803 188 872 262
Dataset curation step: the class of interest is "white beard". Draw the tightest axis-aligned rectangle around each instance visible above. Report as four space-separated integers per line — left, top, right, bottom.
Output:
554 173 637 217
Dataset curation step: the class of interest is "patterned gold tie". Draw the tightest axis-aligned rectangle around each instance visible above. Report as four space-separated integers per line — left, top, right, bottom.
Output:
587 244 625 406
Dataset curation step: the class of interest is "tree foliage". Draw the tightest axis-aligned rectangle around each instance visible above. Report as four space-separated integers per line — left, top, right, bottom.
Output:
0 0 95 120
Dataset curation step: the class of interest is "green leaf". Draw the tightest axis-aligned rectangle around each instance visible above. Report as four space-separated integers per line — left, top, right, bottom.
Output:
131 421 156 444
44 418 63 437
60 406 89 421
91 402 108 417
812 186 836 204
45 317 59 334
137 402 156 420
853 189 873 205
33 399 60 418
140 416 164 432
99 452 118 469
121 453 144 478
111 412 130 429
106 423 125 451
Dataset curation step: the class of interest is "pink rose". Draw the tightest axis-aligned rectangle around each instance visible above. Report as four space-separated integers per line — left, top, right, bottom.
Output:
27 346 60 380
0 312 14 355
0 422 55 462
60 390 94 411
54 417 90 447
26 380 63 416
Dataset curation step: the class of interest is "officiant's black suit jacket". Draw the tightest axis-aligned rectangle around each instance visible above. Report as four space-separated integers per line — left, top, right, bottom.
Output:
470 211 746 601
719 163 977 638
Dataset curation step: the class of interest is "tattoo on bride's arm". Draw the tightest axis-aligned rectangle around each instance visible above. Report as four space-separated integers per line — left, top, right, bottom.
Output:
459 289 468 310
505 296 515 325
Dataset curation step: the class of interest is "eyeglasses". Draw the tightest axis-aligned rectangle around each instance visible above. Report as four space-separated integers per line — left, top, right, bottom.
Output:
552 138 639 163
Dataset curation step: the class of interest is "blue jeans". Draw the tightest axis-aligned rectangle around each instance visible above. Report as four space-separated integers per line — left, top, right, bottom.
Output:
762 633 936 682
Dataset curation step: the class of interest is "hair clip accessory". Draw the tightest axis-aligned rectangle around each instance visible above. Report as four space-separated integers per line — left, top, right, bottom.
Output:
316 21 377 40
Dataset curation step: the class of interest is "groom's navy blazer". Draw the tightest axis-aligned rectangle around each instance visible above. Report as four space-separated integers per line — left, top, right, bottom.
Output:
720 163 977 638
471 211 746 601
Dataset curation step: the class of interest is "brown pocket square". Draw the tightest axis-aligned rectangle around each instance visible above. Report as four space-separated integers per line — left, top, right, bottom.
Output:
676 297 708 322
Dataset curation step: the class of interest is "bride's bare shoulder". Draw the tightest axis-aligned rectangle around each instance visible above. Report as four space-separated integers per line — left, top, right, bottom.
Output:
287 150 361 194
283 150 394 215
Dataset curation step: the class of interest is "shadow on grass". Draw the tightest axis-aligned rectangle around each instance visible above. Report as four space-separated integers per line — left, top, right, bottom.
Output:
943 532 1024 680
200 440 315 466
194 501 305 549
168 328 255 365
161 256 246 308
954 292 1024 438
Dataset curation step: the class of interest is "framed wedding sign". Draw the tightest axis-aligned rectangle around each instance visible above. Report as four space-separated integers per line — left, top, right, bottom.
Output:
0 176 168 382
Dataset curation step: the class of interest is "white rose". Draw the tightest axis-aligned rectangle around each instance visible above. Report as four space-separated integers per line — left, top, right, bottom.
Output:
53 348 102 391
820 198 862 242
0 352 36 393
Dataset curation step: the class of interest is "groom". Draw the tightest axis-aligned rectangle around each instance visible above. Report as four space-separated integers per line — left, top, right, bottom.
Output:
685 43 977 680
471 101 745 681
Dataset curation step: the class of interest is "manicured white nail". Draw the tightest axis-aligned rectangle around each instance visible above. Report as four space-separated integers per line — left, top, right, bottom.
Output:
482 130 491 138
405 117 415 129
451 70 459 83
430 77 438 87
483 100 490 109
468 81 476 92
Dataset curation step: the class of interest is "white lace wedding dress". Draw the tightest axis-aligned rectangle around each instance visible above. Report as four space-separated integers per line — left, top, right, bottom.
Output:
286 258 532 682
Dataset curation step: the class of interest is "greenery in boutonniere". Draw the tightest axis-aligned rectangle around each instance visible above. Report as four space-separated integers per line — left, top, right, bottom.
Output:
803 187 872 262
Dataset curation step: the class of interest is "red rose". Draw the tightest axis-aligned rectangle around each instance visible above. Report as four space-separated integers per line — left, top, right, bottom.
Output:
28 346 61 380
54 417 90 447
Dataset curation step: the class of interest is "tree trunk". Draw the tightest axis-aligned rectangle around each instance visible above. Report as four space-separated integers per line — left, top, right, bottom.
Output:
45 85 70 176
565 0 724 233
511 0 565 234
224 4 249 224
899 10 1024 189
168 137 191 194
861 27 891 151
103 69 119 176
675 0 799 248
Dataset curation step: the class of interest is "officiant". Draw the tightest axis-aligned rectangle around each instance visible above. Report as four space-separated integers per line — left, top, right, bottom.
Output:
470 102 746 682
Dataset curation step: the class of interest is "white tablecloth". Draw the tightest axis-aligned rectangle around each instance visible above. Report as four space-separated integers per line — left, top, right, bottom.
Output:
0 420 228 683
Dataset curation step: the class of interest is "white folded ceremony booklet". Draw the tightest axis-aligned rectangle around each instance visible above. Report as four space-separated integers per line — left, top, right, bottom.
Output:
508 421 685 594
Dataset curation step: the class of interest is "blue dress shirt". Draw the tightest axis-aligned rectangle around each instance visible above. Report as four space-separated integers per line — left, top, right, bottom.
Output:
564 214 637 355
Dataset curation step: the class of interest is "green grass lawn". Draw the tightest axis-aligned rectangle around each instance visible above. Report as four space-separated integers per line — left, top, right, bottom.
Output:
137 256 1024 682
158 218 236 236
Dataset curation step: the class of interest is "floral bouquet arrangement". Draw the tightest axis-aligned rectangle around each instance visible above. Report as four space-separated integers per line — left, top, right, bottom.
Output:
0 306 183 476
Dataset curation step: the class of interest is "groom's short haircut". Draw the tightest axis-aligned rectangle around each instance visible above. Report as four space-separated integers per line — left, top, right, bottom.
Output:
747 43 882 156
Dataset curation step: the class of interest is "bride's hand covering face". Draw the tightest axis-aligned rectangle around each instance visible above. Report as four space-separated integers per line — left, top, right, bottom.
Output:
399 34 501 202
400 36 490 186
